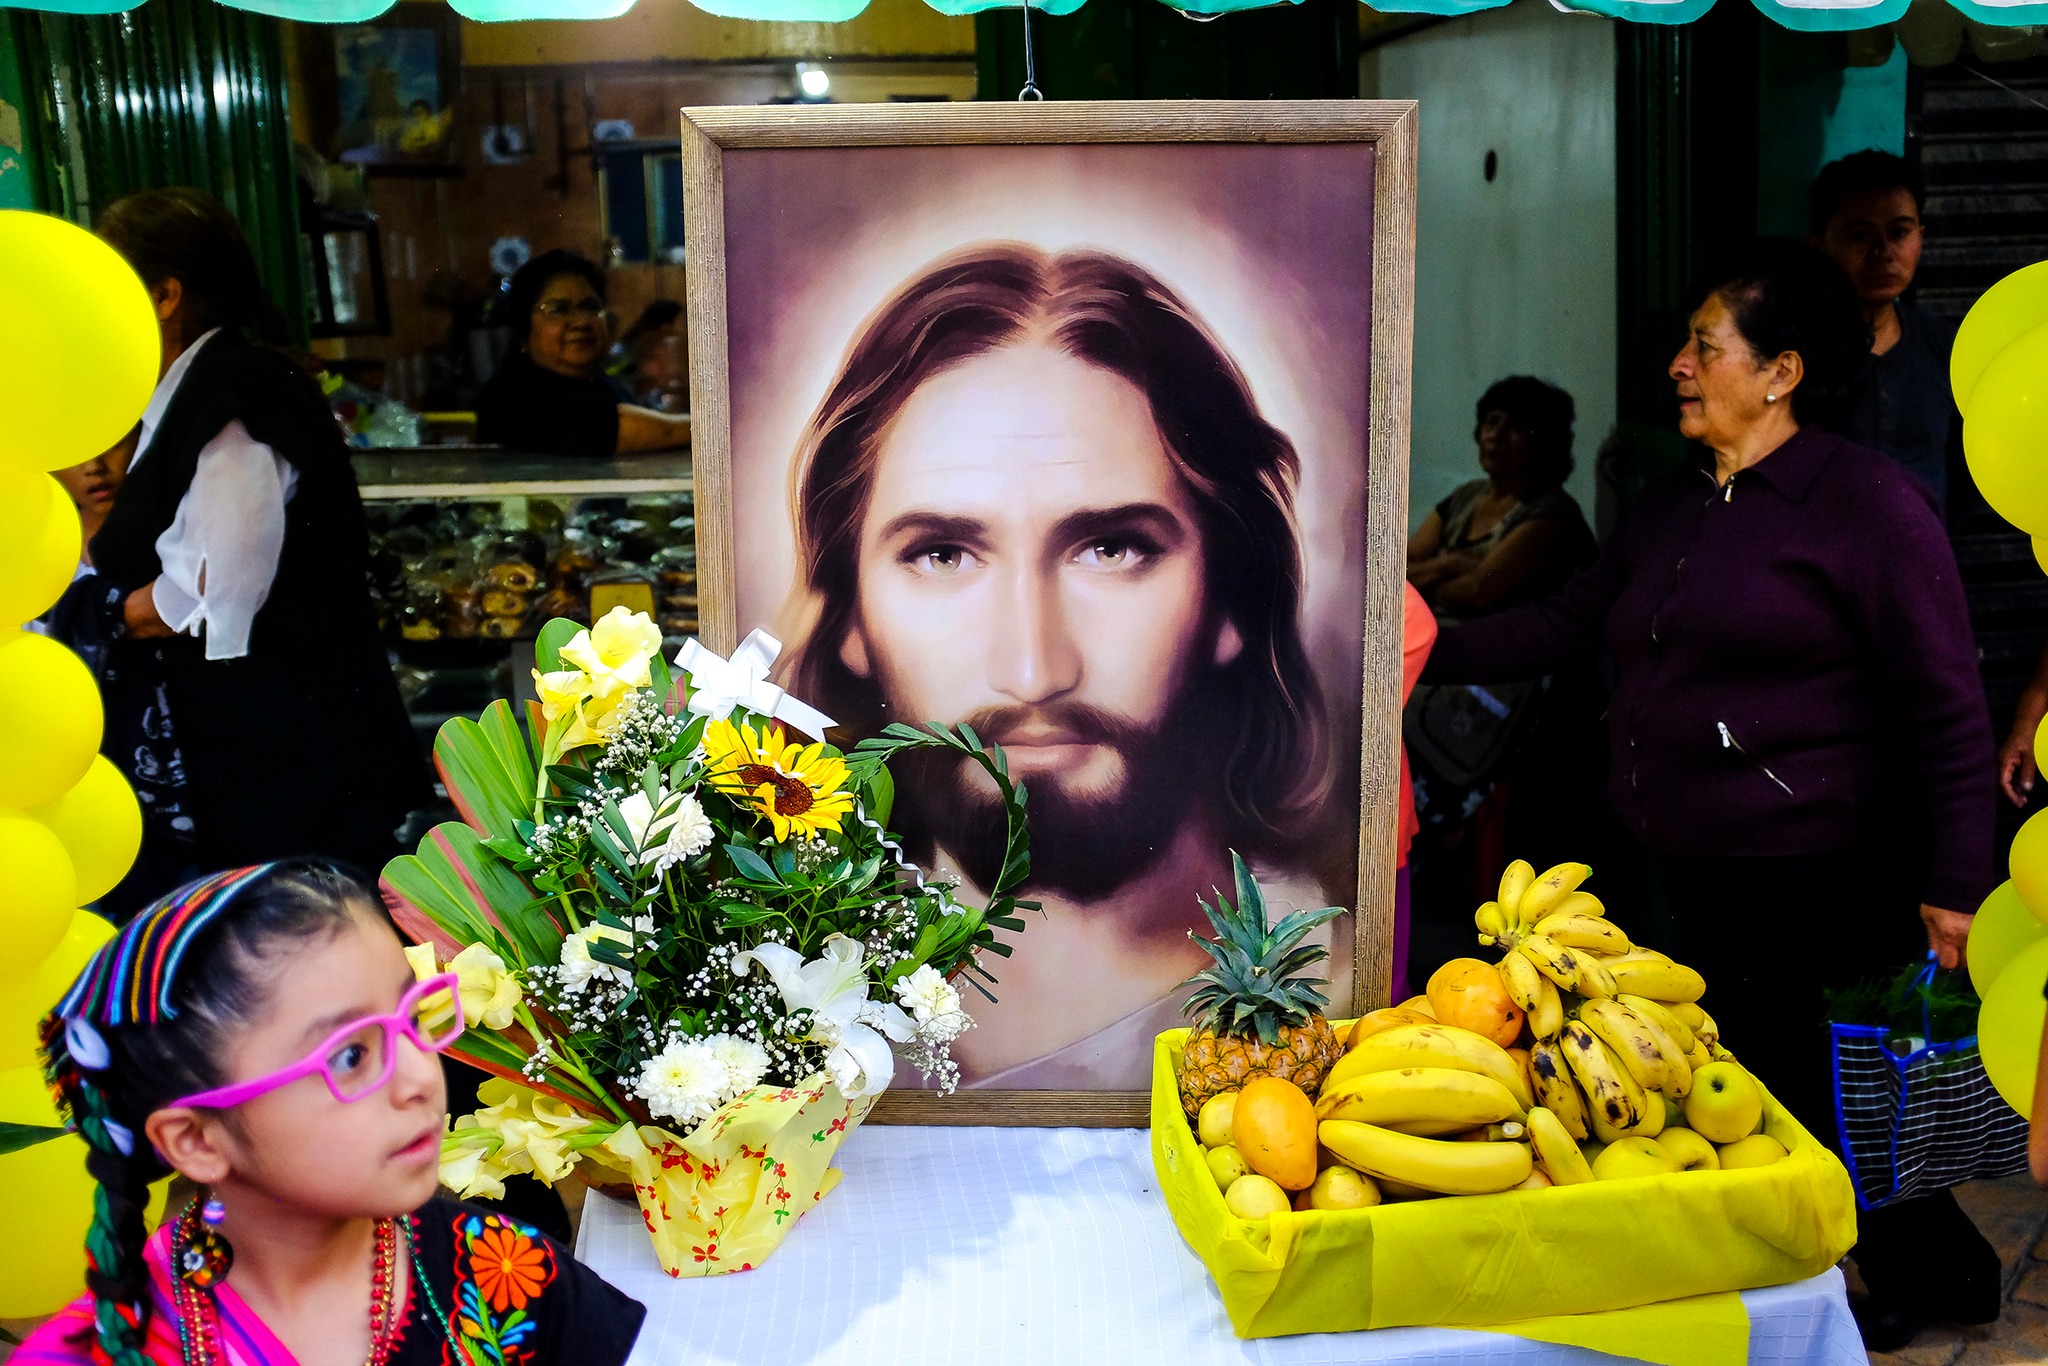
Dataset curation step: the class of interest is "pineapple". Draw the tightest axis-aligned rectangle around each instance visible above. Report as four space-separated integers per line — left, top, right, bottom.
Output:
1174 852 1346 1122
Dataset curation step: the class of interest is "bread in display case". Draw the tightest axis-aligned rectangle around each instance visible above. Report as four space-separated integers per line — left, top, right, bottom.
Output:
352 447 694 739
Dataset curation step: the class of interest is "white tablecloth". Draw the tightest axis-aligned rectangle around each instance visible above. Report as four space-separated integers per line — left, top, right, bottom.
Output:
577 1126 1865 1366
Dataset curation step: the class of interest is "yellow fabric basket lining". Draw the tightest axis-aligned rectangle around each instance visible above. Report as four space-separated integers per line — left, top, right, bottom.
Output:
1151 1027 1857 1364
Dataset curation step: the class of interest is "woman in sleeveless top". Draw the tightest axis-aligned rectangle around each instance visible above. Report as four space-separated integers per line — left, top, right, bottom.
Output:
1407 376 1595 616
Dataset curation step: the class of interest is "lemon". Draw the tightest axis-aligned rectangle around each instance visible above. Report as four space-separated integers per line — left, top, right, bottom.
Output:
1307 1163 1381 1210
1197 1091 1238 1148
1205 1144 1251 1192
1224 1173 1291 1220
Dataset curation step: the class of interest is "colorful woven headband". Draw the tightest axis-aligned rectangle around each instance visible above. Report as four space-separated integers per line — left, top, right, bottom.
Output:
55 864 278 1034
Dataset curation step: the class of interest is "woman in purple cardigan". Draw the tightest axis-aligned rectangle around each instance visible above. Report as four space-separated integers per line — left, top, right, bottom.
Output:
1427 240 1997 1349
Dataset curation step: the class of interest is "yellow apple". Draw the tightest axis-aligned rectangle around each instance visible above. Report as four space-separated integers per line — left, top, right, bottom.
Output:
1197 1091 1239 1148
1684 1062 1763 1143
1512 1168 1555 1191
1307 1163 1382 1210
1653 1126 1719 1172
1225 1173 1292 1219
1592 1136 1678 1181
1206 1144 1251 1192
1717 1134 1789 1169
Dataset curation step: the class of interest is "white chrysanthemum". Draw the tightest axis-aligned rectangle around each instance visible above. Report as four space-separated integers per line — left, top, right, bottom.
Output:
557 923 635 994
705 1033 769 1093
631 1039 729 1126
893 965 971 1042
643 794 715 876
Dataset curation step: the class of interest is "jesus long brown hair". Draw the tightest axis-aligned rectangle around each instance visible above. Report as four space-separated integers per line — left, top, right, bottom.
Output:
776 242 1335 858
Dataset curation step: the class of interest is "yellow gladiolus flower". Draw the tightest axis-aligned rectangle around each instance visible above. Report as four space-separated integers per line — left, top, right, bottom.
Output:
702 717 856 843
449 942 524 1031
407 942 523 1032
404 942 441 983
439 1137 514 1202
533 667 597 722
560 606 664 692
531 666 630 752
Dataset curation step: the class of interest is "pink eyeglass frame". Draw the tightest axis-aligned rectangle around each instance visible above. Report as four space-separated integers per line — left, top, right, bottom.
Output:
168 973 467 1110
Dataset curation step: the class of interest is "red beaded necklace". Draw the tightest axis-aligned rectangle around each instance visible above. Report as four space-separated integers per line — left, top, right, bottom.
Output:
170 1202 401 1366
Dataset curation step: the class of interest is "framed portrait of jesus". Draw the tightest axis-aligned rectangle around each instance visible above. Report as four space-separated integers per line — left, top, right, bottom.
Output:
682 101 1417 1126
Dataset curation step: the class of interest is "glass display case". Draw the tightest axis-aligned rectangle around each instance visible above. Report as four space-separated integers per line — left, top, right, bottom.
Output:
352 446 695 746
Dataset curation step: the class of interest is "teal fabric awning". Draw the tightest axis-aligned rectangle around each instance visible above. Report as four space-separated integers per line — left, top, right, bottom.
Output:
3 0 2042 34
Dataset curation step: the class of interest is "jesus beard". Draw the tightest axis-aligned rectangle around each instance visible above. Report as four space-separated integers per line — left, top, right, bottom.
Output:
887 679 1231 903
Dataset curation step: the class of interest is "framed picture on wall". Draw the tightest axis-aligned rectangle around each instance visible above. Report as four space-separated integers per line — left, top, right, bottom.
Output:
683 101 1417 1126
296 6 462 173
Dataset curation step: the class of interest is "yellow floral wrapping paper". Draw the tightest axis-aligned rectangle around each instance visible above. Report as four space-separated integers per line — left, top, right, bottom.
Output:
581 1075 876 1277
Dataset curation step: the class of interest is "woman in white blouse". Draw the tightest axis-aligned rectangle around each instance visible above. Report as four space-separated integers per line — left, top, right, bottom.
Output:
90 188 427 910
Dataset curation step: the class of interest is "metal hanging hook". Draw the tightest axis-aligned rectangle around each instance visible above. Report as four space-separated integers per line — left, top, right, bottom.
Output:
1017 0 1044 101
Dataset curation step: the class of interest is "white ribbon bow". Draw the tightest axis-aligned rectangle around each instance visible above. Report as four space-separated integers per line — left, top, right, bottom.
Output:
675 629 837 740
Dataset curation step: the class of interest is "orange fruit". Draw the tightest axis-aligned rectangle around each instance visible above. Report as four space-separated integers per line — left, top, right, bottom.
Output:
1427 958 1526 1047
1346 1007 1435 1050
1232 1075 1319 1190
1398 994 1436 1019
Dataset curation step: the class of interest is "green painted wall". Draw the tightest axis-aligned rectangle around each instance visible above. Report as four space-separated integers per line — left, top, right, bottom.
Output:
0 16 42 210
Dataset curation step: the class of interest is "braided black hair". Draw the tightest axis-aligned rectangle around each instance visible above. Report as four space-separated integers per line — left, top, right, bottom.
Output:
40 859 387 1365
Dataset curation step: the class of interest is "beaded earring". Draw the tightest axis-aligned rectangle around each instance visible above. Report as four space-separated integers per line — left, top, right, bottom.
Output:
178 1198 234 1288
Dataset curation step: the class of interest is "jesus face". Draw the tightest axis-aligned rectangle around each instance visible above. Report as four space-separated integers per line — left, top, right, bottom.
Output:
835 341 1243 899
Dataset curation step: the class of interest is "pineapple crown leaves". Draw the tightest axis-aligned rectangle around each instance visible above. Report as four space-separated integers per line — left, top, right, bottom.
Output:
1179 851 1344 1047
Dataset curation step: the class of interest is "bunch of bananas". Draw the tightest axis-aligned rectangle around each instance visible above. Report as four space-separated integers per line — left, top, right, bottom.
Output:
1471 859 1787 1184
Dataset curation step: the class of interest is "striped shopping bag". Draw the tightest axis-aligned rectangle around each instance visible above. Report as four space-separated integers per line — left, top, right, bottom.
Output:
1830 959 2029 1209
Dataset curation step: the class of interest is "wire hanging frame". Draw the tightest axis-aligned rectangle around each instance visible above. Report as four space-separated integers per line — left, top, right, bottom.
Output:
1017 0 1044 101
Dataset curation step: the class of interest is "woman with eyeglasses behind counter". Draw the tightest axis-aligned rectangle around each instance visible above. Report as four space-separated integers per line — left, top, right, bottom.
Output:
475 250 691 458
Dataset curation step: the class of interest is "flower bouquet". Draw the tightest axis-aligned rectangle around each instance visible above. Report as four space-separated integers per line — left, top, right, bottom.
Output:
383 609 1030 1276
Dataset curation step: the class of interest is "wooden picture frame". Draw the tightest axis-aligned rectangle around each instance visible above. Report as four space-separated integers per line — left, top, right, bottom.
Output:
682 101 1417 1128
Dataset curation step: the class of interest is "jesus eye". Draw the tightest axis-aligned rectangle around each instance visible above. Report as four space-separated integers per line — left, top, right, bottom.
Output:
1073 536 1158 572
902 544 979 577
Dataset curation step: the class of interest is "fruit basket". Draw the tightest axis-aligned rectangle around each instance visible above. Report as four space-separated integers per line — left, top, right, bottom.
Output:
1150 856 1859 1340
1151 1030 1855 1337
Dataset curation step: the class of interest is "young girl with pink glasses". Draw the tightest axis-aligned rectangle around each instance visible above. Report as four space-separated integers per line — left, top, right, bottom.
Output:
18 860 644 1366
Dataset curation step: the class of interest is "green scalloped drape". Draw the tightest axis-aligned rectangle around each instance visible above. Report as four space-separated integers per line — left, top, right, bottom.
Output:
2 0 2044 30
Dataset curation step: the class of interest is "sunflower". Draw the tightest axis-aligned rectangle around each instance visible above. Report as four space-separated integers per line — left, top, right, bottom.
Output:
702 718 856 843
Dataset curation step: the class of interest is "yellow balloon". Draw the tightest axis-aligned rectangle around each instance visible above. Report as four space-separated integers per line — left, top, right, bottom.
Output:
1969 882 2048 996
2035 536 2048 578
0 816 77 985
1979 936 2048 1116
0 632 102 809
0 910 113 1072
0 1061 93 1315
1963 322 2048 537
2008 808 2048 923
0 469 83 629
0 1064 167 1317
1954 260 2048 413
0 211 160 473
30 756 142 906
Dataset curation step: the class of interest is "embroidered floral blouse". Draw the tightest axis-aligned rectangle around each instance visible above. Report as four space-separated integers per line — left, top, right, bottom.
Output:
18 1199 645 1366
